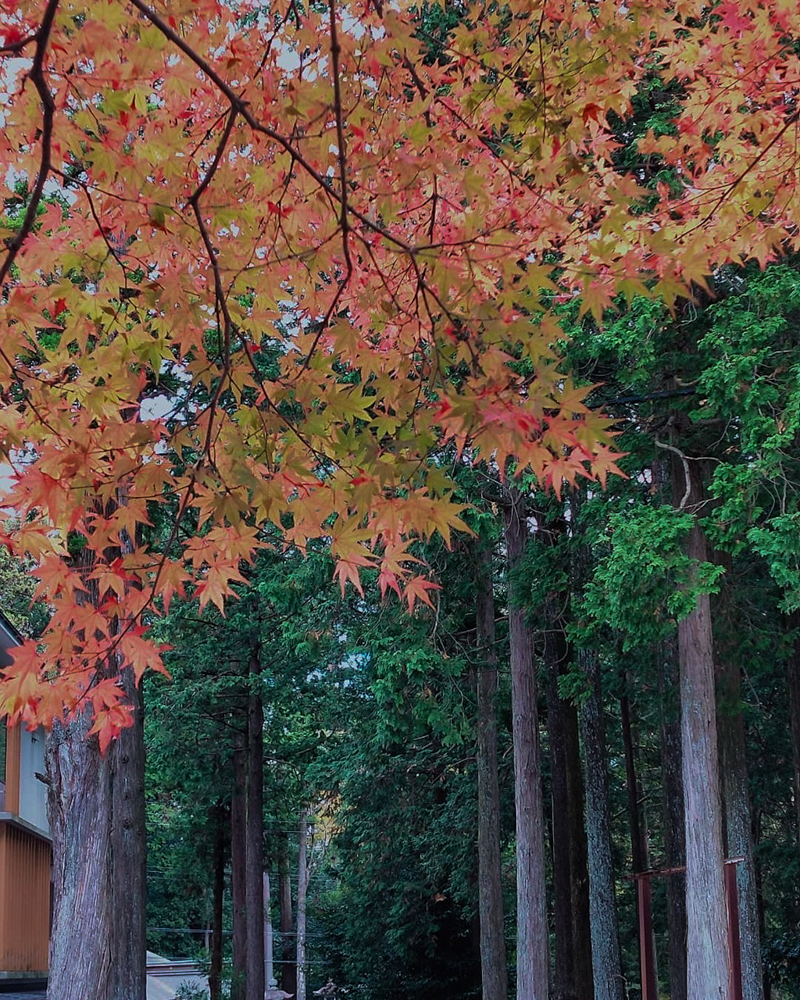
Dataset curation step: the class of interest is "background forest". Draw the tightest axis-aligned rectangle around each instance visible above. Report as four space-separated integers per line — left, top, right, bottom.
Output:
62 258 800 1000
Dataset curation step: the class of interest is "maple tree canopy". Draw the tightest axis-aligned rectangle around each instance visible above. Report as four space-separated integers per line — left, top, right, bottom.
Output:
0 0 798 745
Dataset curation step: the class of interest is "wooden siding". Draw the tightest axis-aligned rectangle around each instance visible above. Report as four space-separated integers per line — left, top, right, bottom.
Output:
0 820 51 973
4 726 20 816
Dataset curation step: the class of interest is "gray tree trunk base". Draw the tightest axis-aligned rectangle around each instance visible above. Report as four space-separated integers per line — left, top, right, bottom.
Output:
46 675 146 1000
679 536 730 998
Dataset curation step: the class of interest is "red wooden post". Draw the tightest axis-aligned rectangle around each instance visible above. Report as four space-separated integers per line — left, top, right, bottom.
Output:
725 860 744 1000
636 874 658 1000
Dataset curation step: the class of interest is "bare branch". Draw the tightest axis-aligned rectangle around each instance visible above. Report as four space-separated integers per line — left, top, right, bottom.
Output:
654 438 691 510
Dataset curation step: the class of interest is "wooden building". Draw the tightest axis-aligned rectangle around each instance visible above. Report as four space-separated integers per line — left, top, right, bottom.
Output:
0 612 51 980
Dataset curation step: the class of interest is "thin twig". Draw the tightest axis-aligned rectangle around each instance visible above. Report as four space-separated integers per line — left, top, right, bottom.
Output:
188 107 238 208
654 438 691 510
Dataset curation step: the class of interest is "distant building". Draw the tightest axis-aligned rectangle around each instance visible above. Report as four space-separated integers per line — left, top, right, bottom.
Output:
0 611 51 981
146 953 209 999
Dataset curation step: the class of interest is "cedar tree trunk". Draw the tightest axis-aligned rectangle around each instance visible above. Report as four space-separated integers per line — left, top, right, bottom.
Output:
209 804 226 1000
714 569 764 1000
621 684 658 999
503 490 548 1000
231 730 248 1000
296 813 309 1000
787 613 800 847
545 595 592 1000
280 831 297 998
679 518 729 998
264 871 274 987
475 540 509 1000
660 637 687 1000
579 648 624 1000
246 652 265 1000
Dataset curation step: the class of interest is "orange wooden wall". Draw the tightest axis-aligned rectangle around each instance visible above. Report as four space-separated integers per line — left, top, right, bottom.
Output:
0 820 51 973
4 725 20 815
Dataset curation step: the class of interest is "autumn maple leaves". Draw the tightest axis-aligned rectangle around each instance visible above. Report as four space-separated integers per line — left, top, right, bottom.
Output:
0 0 800 739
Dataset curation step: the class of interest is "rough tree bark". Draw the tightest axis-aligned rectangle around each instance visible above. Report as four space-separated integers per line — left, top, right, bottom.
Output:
246 651 265 1000
620 685 646 873
474 540 509 1000
579 648 625 1000
46 671 146 1000
663 438 730 997
503 489 548 1000
545 590 592 1000
231 730 247 1000
264 872 274 988
787 612 800 847
714 563 764 1000
209 803 226 1000
753 809 771 1000
660 638 687 1000
679 514 730 998
621 682 657 999
296 813 309 1000
280 831 297 998
47 509 146 1000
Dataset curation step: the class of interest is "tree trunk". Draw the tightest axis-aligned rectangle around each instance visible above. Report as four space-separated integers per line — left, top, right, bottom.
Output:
503 491 548 1000
246 652 265 1000
47 492 147 1000
265 871 274 988
714 568 764 1000
621 683 657 1000
231 730 248 1000
718 696 763 1000
46 671 147 1000
620 686 646 874
475 540 509 1000
753 809 770 1000
660 637 687 1000
296 813 309 1000
209 804 226 1000
679 519 729 998
787 612 800 847
579 648 625 1000
546 597 592 1000
280 832 297 999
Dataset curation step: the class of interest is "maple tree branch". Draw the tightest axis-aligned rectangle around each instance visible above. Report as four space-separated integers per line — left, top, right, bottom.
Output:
402 54 569 239
292 0 355 379
188 107 238 208
399 57 438 240
354 233 414 321
54 170 136 302
691 107 800 233
0 0 59 290
329 0 351 259
190 202 233 461
0 0 66 448
128 0 420 261
0 33 38 54
238 338 350 478
175 105 241 465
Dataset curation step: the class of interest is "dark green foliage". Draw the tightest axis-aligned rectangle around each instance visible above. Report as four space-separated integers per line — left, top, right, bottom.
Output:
581 506 724 649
